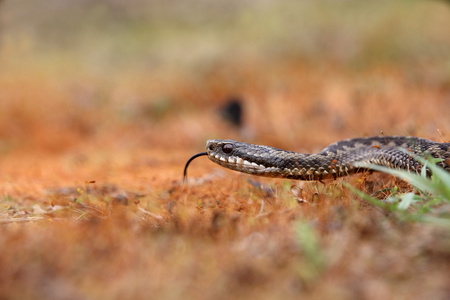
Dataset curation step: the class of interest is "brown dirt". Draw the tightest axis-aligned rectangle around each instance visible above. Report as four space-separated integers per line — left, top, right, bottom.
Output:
1 60 450 299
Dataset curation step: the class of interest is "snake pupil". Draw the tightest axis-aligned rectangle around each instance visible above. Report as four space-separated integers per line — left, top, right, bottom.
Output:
223 144 233 154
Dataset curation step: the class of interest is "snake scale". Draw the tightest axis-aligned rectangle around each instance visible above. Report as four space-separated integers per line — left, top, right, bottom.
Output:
184 136 450 181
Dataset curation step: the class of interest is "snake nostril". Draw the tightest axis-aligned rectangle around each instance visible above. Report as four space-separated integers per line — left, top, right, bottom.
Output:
222 144 233 154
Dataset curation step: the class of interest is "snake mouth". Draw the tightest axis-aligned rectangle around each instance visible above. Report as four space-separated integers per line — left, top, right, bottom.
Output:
208 152 266 171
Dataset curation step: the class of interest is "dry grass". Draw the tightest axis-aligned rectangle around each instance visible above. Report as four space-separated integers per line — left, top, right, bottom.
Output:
1 1 450 299
1 60 449 299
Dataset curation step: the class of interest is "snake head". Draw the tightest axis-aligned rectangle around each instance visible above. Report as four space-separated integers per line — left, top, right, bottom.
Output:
206 139 272 174
183 139 268 182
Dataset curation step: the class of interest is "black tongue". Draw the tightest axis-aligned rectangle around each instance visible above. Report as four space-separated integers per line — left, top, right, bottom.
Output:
183 152 208 182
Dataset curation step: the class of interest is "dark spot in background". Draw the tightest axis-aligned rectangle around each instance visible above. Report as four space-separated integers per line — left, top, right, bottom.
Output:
219 97 243 128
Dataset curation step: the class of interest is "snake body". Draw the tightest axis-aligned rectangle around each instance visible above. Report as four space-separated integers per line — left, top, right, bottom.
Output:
198 136 450 181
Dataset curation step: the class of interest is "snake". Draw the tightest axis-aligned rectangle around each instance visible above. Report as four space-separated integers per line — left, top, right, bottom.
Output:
183 136 450 181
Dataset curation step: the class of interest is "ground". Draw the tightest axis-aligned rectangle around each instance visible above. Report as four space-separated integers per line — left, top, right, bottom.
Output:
1 1 450 299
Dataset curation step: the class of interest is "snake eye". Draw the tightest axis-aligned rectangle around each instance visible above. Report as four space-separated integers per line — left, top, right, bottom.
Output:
222 144 233 154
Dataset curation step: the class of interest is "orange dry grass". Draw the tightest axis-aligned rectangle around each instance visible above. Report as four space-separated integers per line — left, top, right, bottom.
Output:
0 61 449 299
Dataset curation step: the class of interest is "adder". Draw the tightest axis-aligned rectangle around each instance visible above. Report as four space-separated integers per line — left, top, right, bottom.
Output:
184 136 450 181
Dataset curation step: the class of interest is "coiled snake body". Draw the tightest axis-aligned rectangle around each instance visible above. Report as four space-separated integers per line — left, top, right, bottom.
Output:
184 136 450 181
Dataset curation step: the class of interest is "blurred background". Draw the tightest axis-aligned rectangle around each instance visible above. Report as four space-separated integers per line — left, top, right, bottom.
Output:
1 2 450 299
0 0 450 162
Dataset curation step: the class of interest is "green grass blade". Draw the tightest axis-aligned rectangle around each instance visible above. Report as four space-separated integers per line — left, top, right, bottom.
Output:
343 182 392 210
355 162 449 200
397 193 416 210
